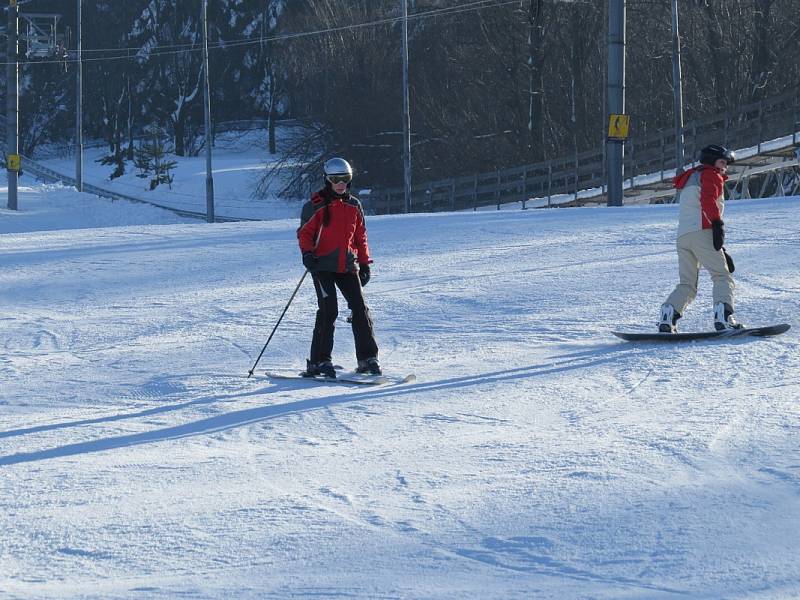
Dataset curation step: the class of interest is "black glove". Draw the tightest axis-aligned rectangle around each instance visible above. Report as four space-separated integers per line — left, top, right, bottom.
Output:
722 247 735 273
711 219 725 251
358 263 371 287
302 252 317 271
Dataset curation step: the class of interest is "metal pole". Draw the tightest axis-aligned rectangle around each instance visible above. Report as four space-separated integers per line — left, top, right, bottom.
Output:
247 270 308 378
201 0 215 223
606 0 625 207
401 0 412 214
75 0 83 192
670 0 685 175
6 0 19 210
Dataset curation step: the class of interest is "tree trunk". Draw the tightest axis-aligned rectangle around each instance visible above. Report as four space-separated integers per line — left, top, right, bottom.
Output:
173 114 185 156
268 66 277 155
751 0 774 100
126 74 134 161
527 16 545 159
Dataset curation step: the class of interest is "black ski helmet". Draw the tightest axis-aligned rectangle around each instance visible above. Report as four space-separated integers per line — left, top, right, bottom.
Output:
699 144 735 166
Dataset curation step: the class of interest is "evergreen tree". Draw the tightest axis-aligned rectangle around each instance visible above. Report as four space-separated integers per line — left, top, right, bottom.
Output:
134 126 177 190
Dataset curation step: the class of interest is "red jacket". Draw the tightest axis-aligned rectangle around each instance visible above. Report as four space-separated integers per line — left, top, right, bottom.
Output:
297 190 371 273
674 165 728 237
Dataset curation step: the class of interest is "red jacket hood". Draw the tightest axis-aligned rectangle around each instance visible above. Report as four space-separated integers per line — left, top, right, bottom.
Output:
673 165 728 190
672 168 694 190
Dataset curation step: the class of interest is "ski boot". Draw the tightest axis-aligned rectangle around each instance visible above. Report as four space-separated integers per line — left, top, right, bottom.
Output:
356 357 382 376
714 302 744 331
301 359 320 378
302 359 337 378
658 303 680 333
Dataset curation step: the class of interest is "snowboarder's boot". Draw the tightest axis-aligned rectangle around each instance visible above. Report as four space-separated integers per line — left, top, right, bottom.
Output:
356 357 382 376
658 303 680 333
714 302 744 331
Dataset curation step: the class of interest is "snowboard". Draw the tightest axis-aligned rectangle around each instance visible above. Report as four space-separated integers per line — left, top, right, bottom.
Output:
265 369 416 386
612 323 790 342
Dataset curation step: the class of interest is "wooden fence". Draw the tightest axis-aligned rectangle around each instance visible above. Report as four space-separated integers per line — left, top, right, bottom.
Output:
366 87 800 214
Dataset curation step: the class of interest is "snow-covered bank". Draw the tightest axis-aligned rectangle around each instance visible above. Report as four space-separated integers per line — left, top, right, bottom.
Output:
0 180 191 234
34 129 305 220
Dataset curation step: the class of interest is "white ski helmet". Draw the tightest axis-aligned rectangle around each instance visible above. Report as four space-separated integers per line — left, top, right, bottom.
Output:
323 157 353 181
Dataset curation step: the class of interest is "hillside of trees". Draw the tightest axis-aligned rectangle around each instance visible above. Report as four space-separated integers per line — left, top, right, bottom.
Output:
2 0 798 197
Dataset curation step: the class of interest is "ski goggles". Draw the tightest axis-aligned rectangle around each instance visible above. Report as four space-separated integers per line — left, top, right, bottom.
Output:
326 174 352 185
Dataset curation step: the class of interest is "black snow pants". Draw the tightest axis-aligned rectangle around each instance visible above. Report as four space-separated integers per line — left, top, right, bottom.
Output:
309 271 378 364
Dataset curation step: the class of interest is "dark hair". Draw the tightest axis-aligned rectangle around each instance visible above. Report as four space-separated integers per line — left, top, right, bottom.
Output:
321 188 333 226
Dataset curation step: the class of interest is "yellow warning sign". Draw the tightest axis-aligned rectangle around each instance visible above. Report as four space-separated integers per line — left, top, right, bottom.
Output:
608 114 630 140
7 154 21 172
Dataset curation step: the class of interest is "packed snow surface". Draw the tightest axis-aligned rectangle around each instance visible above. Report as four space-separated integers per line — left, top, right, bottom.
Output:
1 184 799 599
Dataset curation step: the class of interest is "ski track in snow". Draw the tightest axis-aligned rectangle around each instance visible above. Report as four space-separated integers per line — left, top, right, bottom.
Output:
1 196 800 598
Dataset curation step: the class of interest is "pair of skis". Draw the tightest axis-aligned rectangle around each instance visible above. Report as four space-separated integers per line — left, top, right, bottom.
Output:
265 368 416 386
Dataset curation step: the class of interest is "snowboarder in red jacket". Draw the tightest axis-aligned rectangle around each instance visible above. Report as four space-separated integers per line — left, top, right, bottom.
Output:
297 158 380 378
658 144 744 333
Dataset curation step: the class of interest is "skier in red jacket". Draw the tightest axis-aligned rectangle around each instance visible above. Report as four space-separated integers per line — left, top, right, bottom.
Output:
658 144 743 333
297 158 380 378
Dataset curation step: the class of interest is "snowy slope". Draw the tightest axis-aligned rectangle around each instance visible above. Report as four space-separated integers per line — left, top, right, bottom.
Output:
1 187 799 599
35 129 311 220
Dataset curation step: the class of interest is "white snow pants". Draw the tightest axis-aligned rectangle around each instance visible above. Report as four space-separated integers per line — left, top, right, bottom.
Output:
664 229 735 315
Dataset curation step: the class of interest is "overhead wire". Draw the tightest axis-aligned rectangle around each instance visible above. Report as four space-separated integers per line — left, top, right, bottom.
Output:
2 0 525 217
76 0 512 55
0 0 521 67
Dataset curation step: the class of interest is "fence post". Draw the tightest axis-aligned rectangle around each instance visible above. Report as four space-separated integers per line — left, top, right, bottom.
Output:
758 100 764 154
522 166 529 210
573 151 579 202
495 168 501 210
547 161 553 208
660 132 665 180
450 180 456 211
473 174 479 211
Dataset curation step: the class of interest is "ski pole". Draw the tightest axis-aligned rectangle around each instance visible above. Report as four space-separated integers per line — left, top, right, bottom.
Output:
247 270 308 378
